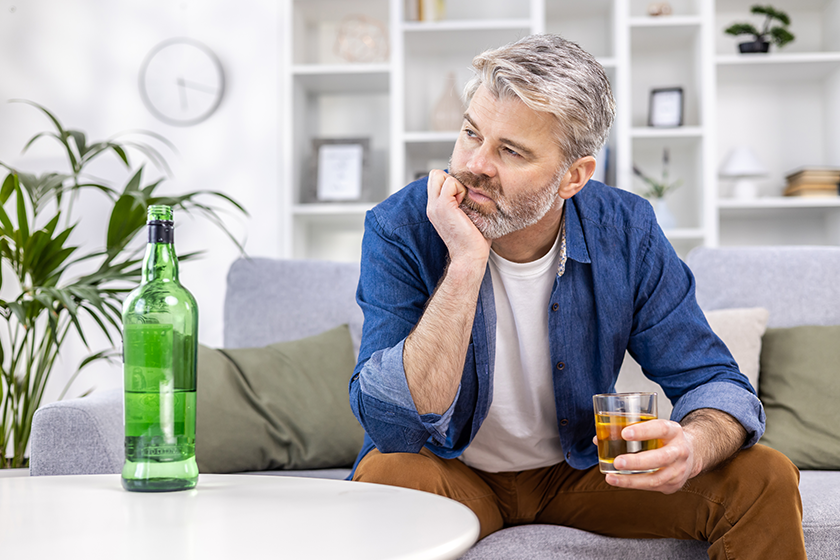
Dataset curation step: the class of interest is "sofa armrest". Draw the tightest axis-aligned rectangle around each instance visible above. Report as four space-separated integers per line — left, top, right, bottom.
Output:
30 388 123 476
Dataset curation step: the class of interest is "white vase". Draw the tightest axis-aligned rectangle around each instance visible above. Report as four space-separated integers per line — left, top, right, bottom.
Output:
653 198 677 230
431 72 465 131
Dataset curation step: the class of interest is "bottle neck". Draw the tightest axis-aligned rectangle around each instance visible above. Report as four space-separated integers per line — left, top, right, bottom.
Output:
142 222 179 283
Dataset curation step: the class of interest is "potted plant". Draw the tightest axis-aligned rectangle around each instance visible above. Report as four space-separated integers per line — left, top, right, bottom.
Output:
0 101 247 469
633 147 681 230
724 5 794 53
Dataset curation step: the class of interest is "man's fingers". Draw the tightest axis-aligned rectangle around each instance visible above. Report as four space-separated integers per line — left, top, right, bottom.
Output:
441 175 467 204
622 419 680 442
604 465 686 495
427 169 448 200
613 445 684 472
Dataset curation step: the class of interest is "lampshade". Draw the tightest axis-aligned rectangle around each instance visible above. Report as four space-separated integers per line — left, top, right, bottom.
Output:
719 147 767 199
719 147 768 178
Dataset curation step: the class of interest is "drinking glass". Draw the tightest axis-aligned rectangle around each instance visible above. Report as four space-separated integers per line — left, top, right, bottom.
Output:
593 392 661 474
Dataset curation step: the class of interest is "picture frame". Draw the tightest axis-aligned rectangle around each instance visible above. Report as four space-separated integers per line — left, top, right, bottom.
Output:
648 87 684 128
306 138 371 203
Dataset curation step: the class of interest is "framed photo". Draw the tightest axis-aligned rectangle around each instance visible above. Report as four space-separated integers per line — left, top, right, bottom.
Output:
648 87 684 128
306 138 371 203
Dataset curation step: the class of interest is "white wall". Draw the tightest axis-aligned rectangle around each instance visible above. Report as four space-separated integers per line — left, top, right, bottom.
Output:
0 0 284 403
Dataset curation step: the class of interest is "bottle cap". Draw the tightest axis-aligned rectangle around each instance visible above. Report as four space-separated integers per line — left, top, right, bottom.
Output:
148 205 173 223
147 205 174 243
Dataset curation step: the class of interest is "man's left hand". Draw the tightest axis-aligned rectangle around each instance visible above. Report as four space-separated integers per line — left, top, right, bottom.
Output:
593 419 701 495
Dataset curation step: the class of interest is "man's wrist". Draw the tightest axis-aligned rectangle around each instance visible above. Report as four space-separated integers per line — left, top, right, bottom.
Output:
680 408 747 477
444 254 488 286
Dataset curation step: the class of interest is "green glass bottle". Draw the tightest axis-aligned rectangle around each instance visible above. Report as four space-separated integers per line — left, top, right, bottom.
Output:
121 205 199 492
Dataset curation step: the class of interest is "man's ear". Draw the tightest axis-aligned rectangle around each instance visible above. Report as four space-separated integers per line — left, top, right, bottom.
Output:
558 156 597 199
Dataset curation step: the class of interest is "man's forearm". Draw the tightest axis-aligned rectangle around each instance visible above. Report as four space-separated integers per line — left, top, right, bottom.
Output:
681 408 748 478
403 259 486 416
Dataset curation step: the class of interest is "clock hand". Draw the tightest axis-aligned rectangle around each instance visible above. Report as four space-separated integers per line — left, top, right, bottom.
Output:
176 77 217 94
177 77 188 111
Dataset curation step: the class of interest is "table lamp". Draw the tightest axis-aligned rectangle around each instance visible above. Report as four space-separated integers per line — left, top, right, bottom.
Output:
719 147 768 199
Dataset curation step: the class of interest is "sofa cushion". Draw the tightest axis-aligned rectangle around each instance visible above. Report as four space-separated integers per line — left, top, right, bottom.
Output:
617 307 769 419
195 324 365 473
758 325 840 470
460 524 709 559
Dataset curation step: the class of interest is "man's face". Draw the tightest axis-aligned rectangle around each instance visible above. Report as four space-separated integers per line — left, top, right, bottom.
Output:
448 85 568 240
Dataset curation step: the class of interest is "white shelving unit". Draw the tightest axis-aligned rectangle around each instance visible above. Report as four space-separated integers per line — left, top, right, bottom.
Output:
715 0 840 247
281 0 840 261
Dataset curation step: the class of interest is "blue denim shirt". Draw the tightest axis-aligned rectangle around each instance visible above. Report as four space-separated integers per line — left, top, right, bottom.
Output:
348 177 765 474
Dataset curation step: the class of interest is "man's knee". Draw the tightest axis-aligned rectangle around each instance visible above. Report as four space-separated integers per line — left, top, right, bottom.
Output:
721 444 801 506
737 444 800 487
353 449 448 494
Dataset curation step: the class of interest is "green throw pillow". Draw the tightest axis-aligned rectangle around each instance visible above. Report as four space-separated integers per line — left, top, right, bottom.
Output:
195 324 364 473
759 325 840 470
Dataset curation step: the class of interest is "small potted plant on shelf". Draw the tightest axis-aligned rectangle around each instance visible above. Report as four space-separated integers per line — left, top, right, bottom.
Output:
633 147 681 230
724 4 794 54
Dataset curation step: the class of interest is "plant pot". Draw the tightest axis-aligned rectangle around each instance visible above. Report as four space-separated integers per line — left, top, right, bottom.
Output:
738 40 770 54
652 198 677 230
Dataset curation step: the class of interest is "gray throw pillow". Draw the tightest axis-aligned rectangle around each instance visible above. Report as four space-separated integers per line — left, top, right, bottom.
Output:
195 324 364 473
759 325 840 470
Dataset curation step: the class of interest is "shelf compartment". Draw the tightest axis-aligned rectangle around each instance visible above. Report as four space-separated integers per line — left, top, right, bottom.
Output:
404 0 529 23
632 136 705 230
403 25 532 134
292 0 390 65
293 64 390 93
630 22 703 129
404 138 456 184
546 0 615 59
630 0 702 18
292 212 367 262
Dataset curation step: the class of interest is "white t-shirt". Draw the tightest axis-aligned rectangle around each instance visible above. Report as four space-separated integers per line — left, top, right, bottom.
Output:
459 229 565 473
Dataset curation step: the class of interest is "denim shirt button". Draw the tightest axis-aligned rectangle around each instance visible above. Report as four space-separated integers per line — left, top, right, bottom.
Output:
551 302 559 311
559 418 569 426
556 362 565 370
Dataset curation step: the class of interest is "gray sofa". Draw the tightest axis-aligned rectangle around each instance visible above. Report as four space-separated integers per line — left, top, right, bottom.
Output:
30 247 840 559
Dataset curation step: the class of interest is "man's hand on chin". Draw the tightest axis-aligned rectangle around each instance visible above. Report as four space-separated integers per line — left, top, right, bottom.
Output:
426 169 491 267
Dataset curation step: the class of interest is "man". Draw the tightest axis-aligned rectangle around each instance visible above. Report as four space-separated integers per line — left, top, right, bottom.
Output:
348 34 804 559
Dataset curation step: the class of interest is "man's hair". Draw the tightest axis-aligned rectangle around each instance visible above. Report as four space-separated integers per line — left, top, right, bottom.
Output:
464 34 616 169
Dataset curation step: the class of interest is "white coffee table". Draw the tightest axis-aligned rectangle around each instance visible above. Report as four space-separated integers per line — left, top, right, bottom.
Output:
0 474 480 559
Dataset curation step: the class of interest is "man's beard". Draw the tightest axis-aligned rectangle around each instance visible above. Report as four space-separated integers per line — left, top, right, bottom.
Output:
450 165 565 240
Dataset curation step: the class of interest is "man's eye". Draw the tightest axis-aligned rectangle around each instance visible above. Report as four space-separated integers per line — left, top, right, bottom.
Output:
504 147 520 157
463 128 477 138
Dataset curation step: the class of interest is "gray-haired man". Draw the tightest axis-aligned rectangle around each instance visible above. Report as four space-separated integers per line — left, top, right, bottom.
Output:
348 34 804 559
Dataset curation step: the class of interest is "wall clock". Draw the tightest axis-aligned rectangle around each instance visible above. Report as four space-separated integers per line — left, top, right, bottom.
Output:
139 38 225 126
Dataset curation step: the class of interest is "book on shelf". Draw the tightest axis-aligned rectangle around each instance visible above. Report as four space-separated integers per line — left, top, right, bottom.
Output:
783 167 840 197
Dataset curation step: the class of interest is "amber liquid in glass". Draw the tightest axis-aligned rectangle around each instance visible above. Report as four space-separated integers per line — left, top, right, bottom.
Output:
596 412 661 473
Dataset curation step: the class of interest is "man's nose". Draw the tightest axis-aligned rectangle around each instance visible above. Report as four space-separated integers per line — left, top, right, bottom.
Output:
466 145 497 178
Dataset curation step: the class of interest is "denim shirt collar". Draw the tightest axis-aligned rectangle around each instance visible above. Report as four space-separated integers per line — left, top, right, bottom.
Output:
564 194 591 265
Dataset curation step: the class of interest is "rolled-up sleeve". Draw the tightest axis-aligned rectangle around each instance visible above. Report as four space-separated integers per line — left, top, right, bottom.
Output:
671 382 765 448
356 340 460 451
348 207 460 453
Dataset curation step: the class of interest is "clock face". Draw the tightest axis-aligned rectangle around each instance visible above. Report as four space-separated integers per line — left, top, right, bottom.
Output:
139 38 225 126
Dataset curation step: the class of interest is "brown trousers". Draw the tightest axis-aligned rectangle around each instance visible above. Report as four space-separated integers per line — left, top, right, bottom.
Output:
353 444 806 559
